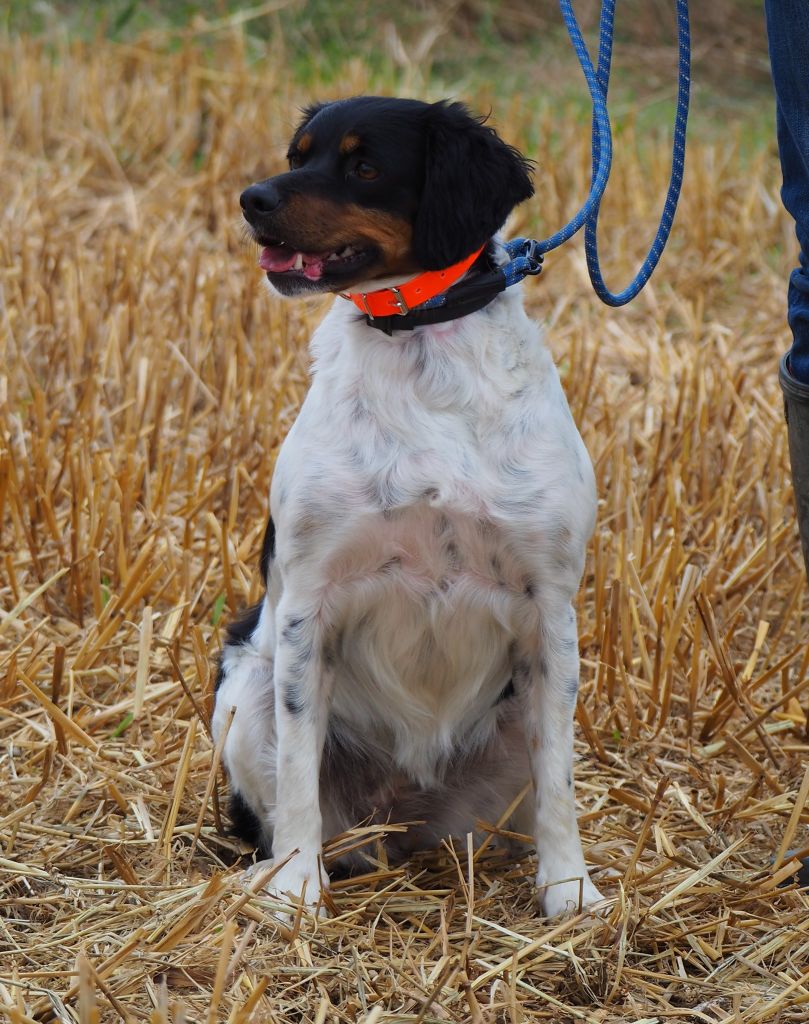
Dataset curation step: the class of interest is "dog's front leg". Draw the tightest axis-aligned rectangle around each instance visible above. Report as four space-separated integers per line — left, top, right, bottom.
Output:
522 598 604 917
263 602 330 914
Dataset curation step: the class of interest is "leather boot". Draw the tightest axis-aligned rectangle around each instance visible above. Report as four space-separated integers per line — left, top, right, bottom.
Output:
780 353 809 583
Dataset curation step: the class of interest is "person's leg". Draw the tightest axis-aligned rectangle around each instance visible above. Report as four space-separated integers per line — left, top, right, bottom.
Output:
765 0 809 580
779 356 809 580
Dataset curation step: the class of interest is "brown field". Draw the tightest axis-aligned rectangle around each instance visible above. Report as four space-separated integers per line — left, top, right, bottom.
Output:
2 25 809 1024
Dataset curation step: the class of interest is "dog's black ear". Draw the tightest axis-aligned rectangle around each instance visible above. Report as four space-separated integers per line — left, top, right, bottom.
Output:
412 101 534 270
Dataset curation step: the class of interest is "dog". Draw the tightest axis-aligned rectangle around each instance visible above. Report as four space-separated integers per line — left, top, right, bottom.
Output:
212 96 604 918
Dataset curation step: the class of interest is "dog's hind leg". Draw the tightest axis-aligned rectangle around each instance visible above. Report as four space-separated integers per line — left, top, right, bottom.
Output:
213 601 278 860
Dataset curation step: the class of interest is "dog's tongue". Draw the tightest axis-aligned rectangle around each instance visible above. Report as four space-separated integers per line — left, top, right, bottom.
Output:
259 245 326 280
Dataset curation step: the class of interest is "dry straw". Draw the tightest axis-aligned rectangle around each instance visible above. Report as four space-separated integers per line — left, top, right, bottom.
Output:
1 24 809 1024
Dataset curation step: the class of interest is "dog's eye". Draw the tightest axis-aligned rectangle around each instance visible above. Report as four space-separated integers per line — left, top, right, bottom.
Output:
352 161 379 181
288 153 303 170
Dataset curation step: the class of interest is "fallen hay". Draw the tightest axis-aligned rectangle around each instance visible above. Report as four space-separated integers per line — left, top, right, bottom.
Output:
1 29 809 1024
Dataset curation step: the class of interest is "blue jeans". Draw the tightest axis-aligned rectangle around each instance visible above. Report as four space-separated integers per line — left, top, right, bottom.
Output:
766 0 809 385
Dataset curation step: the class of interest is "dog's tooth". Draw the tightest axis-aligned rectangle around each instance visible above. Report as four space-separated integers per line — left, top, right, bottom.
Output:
293 252 304 271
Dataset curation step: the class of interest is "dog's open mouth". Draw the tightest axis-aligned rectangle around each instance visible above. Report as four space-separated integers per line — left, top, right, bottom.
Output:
258 243 372 281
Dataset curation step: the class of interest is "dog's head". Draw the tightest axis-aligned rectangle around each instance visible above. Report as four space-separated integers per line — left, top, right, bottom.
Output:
240 96 534 296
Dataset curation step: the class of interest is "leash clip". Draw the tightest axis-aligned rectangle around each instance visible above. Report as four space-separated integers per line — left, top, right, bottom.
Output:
501 237 545 287
506 237 544 276
523 239 544 276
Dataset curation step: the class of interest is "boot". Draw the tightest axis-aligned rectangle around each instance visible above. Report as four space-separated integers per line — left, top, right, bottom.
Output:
780 353 809 583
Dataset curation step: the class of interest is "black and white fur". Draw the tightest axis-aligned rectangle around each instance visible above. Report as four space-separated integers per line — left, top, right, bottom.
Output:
213 98 603 917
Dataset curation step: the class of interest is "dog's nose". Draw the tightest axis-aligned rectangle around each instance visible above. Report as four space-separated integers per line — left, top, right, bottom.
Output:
240 182 282 219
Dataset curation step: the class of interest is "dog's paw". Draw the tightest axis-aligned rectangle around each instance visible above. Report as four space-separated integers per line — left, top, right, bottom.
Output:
245 856 329 919
537 869 604 918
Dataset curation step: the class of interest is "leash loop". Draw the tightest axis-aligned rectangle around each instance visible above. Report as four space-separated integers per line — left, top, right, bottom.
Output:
534 0 691 307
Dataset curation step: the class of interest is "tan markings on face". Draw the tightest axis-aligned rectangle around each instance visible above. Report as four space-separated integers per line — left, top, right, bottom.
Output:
339 133 361 155
335 206 415 270
296 132 312 154
276 196 419 280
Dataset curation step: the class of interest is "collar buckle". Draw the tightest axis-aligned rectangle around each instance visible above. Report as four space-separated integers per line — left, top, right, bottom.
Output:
389 287 410 316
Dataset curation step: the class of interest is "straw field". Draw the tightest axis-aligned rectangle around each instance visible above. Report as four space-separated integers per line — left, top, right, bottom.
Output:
2 19 809 1024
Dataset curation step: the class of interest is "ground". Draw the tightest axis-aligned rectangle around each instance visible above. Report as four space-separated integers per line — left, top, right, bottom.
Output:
1 5 809 1023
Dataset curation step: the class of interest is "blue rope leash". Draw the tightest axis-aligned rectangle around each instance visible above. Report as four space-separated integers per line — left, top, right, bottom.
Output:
424 4 690 313
533 0 691 307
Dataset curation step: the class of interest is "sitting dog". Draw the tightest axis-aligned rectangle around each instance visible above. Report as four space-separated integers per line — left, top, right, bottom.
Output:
212 96 603 917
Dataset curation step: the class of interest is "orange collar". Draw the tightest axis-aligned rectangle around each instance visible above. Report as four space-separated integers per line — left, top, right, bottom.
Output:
342 246 484 319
